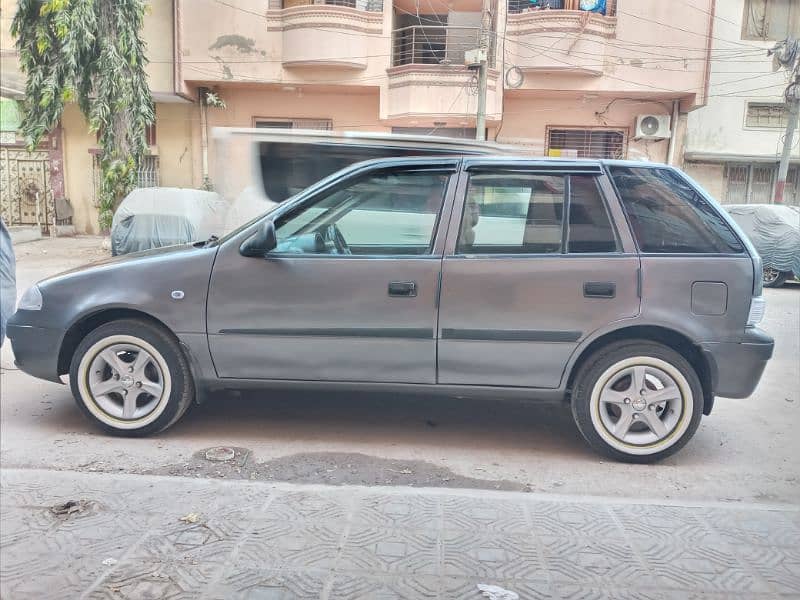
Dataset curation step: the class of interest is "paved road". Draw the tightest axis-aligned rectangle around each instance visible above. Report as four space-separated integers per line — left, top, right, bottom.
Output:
2 468 799 600
2 237 799 503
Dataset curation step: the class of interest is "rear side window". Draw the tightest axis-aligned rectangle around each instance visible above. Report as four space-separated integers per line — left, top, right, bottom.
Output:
610 167 744 254
456 171 618 254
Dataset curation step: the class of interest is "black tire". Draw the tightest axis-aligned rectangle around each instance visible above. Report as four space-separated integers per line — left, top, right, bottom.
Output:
762 268 787 288
570 340 703 464
69 318 194 436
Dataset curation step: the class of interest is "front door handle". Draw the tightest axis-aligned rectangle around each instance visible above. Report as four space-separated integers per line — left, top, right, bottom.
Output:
388 281 417 297
584 281 616 298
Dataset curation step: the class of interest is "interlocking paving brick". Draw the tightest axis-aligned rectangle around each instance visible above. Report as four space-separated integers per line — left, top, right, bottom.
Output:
339 525 439 575
0 468 798 600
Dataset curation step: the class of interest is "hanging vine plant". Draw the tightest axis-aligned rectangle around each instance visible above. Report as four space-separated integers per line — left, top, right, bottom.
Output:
12 0 155 231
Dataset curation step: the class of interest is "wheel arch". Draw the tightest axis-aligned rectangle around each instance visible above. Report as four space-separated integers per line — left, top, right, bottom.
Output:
57 308 175 376
565 325 715 416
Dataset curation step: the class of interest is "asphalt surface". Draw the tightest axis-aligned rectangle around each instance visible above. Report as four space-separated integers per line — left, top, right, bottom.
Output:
1 236 799 504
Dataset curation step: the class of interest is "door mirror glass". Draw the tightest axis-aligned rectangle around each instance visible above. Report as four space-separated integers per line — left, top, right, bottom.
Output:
240 219 277 257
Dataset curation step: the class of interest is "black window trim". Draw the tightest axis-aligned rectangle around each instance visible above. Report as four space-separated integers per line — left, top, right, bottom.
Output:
270 165 458 259
453 169 622 258
605 163 748 256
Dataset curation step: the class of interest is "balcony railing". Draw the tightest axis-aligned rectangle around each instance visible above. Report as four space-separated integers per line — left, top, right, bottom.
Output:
274 0 383 10
391 26 494 67
508 0 616 16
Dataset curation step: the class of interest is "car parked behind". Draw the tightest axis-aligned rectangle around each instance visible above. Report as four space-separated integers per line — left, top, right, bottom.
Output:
724 204 800 288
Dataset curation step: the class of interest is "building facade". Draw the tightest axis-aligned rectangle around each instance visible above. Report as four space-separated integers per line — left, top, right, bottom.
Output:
4 0 725 233
684 0 800 205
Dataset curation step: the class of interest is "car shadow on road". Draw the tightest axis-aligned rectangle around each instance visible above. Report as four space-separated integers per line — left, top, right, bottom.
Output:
172 388 592 460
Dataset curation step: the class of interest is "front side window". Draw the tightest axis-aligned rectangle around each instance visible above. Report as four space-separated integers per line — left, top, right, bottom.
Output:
610 167 744 254
456 171 618 255
273 170 448 256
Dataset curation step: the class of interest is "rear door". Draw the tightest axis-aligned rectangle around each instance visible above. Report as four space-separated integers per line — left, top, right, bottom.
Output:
437 162 640 388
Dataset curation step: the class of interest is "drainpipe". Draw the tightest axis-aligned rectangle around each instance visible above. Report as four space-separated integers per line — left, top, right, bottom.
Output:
667 99 680 165
199 87 209 185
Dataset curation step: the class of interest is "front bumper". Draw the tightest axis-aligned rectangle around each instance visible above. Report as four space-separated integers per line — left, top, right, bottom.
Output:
6 323 64 383
701 327 774 399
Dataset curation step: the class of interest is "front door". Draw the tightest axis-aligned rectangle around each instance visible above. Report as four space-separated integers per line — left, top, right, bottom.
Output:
207 164 456 383
437 165 641 388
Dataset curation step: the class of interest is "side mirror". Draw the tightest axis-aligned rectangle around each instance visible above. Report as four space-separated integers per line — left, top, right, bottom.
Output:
240 219 277 257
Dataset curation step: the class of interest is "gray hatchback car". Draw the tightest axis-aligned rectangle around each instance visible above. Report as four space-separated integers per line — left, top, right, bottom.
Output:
8 156 774 462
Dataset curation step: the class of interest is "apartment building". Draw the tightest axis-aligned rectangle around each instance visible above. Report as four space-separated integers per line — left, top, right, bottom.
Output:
2 0 718 233
684 0 800 205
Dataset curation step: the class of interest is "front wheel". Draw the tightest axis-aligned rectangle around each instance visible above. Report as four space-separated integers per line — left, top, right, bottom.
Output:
571 341 703 463
69 319 194 436
762 267 787 288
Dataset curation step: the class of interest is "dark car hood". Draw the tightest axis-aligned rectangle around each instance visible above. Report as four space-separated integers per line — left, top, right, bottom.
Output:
40 242 210 287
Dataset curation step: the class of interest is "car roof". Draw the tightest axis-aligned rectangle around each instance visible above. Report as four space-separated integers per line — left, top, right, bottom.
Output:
332 155 672 172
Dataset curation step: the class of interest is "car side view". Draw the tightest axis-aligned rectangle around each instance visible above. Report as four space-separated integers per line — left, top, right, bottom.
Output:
8 157 774 462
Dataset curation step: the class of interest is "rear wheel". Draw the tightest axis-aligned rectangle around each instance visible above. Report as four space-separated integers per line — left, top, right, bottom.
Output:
69 319 194 436
571 341 703 463
762 267 787 288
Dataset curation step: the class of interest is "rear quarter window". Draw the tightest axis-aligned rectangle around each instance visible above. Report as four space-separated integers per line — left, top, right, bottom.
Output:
610 166 744 254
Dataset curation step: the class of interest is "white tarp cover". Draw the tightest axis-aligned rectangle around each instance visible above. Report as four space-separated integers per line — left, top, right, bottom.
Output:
726 204 800 275
111 187 227 255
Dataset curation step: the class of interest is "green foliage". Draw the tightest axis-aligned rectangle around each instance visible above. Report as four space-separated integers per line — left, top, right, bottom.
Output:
12 0 154 231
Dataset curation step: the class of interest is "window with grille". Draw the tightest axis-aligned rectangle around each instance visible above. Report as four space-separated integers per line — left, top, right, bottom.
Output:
742 0 800 40
547 128 626 160
137 156 160 188
254 118 333 130
722 162 800 205
745 102 788 128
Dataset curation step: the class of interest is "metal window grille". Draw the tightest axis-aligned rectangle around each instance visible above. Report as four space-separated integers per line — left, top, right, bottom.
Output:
254 118 333 130
391 26 494 67
724 162 787 204
785 166 800 206
547 128 626 159
137 156 160 188
724 164 749 204
277 0 382 10
745 102 788 128
508 0 616 15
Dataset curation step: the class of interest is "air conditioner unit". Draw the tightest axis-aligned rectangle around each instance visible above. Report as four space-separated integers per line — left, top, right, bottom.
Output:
634 115 671 140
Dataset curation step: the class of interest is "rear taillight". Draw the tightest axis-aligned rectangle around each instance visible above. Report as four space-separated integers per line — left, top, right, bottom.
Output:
752 254 764 296
747 296 766 327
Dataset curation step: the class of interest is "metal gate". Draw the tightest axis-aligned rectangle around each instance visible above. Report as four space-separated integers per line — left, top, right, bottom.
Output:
0 147 52 233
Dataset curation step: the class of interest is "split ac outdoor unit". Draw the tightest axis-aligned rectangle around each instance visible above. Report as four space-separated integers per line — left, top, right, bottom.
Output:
634 114 671 140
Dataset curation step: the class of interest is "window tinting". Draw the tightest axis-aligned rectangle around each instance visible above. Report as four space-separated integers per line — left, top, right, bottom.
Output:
568 176 618 253
274 170 448 255
610 167 744 254
457 173 565 254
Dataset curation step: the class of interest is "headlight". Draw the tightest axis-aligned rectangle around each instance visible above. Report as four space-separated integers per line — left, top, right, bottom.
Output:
17 285 43 311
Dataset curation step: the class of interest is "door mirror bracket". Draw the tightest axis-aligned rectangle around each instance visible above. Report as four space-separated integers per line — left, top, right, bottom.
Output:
240 219 277 257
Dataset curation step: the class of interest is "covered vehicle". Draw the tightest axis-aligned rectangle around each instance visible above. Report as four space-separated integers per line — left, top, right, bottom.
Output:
111 188 227 256
725 204 800 287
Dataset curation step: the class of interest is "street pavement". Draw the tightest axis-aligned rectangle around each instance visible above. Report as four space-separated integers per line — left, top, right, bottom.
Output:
2 236 800 598
2 468 799 600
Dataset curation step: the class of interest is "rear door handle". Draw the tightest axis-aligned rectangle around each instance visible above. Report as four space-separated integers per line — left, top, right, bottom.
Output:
388 281 417 297
584 281 616 298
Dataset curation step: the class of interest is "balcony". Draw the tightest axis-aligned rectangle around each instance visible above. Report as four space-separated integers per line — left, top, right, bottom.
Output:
268 0 384 70
386 26 500 121
391 25 493 67
507 0 616 15
504 0 616 77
